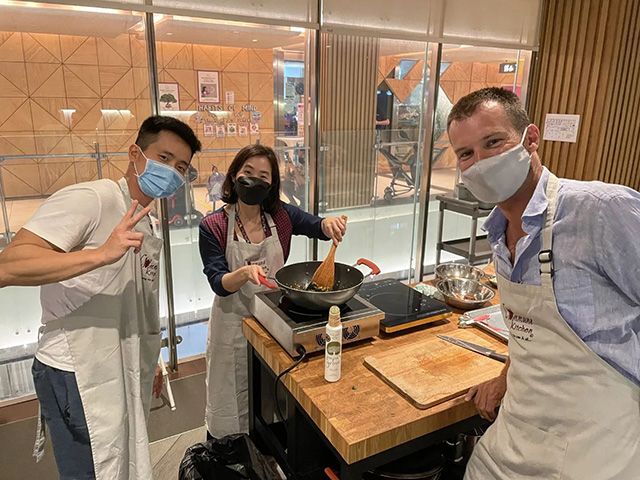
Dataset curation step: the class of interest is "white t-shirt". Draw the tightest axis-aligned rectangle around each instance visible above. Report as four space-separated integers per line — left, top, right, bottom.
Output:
24 179 132 371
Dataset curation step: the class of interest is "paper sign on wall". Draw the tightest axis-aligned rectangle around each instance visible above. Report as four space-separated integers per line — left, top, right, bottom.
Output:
227 123 237 137
250 123 260 135
238 124 248 137
197 71 220 104
225 91 234 104
203 123 214 137
216 124 226 138
158 83 180 111
543 114 580 143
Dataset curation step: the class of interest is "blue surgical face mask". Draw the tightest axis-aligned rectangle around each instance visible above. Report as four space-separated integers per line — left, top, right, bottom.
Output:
134 146 185 198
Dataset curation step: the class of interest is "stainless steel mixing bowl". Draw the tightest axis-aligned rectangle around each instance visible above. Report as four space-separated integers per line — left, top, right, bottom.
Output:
436 278 495 310
435 263 485 282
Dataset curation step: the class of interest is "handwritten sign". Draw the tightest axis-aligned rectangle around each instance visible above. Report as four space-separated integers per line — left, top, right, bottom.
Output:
543 114 580 143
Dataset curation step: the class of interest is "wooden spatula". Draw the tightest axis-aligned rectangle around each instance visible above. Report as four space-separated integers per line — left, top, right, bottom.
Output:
310 215 348 290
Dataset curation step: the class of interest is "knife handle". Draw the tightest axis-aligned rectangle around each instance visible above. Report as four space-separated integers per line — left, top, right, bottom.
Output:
489 352 508 363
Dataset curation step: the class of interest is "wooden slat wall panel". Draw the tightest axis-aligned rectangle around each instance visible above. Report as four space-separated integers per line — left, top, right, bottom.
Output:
530 0 640 191
319 34 378 210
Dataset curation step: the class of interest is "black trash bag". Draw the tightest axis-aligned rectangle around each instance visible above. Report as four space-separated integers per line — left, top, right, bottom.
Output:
179 434 282 480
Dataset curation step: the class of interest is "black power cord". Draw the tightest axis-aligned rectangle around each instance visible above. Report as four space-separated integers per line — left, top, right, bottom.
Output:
274 346 307 424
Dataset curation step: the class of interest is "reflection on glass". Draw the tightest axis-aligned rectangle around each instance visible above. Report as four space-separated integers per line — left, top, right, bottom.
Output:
149 15 311 360
424 45 533 269
0 1 151 401
318 35 431 281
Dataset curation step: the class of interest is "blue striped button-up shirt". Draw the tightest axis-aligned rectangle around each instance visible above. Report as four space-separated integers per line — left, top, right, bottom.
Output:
483 167 640 386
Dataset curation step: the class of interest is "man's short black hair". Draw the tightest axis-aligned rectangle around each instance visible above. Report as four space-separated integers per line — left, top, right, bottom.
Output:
135 115 202 158
447 87 530 134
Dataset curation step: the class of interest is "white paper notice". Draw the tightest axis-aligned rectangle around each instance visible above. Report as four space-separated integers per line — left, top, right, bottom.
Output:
543 114 580 143
225 91 234 104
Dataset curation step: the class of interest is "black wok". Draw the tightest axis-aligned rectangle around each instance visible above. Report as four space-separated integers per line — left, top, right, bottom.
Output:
261 258 379 310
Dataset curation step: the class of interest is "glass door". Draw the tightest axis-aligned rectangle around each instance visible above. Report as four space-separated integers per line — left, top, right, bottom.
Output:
423 45 533 271
317 34 433 281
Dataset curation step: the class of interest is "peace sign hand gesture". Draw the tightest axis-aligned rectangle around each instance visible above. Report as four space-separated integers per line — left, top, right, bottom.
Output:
99 201 151 266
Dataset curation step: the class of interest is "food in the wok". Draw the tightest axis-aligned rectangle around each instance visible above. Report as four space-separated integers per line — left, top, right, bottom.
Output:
308 282 331 292
288 281 332 292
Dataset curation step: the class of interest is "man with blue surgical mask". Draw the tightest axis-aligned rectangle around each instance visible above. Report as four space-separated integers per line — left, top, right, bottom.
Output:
447 88 640 480
0 116 201 480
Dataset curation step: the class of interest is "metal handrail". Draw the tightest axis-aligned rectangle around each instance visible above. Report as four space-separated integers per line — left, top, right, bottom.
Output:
0 143 310 246
0 145 307 161
375 140 419 148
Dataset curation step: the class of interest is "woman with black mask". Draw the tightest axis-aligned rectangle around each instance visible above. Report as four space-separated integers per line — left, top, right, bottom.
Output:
199 144 346 440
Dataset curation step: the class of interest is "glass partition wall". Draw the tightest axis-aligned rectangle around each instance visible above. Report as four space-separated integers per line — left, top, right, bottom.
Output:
422 45 533 271
0 0 538 402
148 14 313 361
317 35 432 281
0 2 155 400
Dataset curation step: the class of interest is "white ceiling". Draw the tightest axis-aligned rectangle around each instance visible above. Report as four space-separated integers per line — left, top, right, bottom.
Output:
441 45 520 63
154 17 306 49
0 3 142 38
377 41 520 63
0 3 518 62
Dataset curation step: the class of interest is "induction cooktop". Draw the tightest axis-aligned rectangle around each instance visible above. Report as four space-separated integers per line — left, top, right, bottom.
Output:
358 278 452 332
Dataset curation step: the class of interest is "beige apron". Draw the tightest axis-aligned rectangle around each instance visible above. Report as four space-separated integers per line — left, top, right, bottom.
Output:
35 178 163 480
465 173 640 479
205 204 285 438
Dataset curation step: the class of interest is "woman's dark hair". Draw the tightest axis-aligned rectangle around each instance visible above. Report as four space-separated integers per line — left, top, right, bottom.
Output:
221 144 282 214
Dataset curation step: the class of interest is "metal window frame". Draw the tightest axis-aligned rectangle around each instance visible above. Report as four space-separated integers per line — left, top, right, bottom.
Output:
144 11 181 370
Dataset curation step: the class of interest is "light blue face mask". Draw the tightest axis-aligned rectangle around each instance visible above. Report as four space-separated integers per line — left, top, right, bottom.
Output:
134 146 185 198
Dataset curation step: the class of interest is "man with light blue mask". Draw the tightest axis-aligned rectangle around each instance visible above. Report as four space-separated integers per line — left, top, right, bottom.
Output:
0 115 201 480
447 88 640 480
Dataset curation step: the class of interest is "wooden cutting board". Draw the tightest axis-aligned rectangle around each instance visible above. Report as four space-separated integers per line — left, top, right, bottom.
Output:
364 329 507 409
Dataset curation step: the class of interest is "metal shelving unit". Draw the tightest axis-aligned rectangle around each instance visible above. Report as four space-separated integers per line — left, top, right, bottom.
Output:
435 195 494 265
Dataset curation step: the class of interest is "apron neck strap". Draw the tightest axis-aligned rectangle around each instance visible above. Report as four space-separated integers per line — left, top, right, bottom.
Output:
227 204 279 243
539 173 559 286
226 203 237 244
118 177 157 237
263 211 277 236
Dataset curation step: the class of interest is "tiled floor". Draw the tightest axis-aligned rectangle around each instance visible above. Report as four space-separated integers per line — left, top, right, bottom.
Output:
150 425 207 479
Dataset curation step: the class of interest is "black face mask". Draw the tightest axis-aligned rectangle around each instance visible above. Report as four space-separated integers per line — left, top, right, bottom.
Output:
234 176 270 206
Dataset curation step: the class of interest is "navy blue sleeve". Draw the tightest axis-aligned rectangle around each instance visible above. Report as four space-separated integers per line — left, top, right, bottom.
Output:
198 222 233 297
282 203 330 240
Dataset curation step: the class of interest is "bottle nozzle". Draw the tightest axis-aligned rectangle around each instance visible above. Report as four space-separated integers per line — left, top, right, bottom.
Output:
328 305 341 327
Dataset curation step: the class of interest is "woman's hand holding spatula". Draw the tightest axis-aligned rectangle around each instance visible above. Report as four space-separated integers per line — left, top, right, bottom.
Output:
311 215 348 290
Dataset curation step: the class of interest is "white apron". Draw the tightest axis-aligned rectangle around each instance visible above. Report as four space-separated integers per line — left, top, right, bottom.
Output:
465 173 640 479
35 178 163 480
205 204 285 438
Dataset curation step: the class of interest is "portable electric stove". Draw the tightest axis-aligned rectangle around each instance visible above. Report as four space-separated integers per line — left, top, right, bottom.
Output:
358 278 452 333
250 291 384 357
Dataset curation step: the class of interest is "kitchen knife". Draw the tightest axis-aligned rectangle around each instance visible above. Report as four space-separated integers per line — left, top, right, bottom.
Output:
437 334 508 363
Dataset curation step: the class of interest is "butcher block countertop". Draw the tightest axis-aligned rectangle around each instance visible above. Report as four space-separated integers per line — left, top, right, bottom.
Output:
242 268 505 465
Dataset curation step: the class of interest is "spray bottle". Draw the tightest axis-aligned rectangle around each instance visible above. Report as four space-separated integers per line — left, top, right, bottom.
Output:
324 305 342 382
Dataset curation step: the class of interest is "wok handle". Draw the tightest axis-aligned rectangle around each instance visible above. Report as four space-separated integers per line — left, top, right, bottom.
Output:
356 258 380 276
258 274 277 290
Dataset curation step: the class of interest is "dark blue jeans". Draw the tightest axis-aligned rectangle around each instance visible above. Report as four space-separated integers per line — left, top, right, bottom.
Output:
32 358 96 480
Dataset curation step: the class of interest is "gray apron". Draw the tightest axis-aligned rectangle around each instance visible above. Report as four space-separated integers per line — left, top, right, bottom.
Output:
465 173 640 479
205 204 285 437
35 178 163 480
